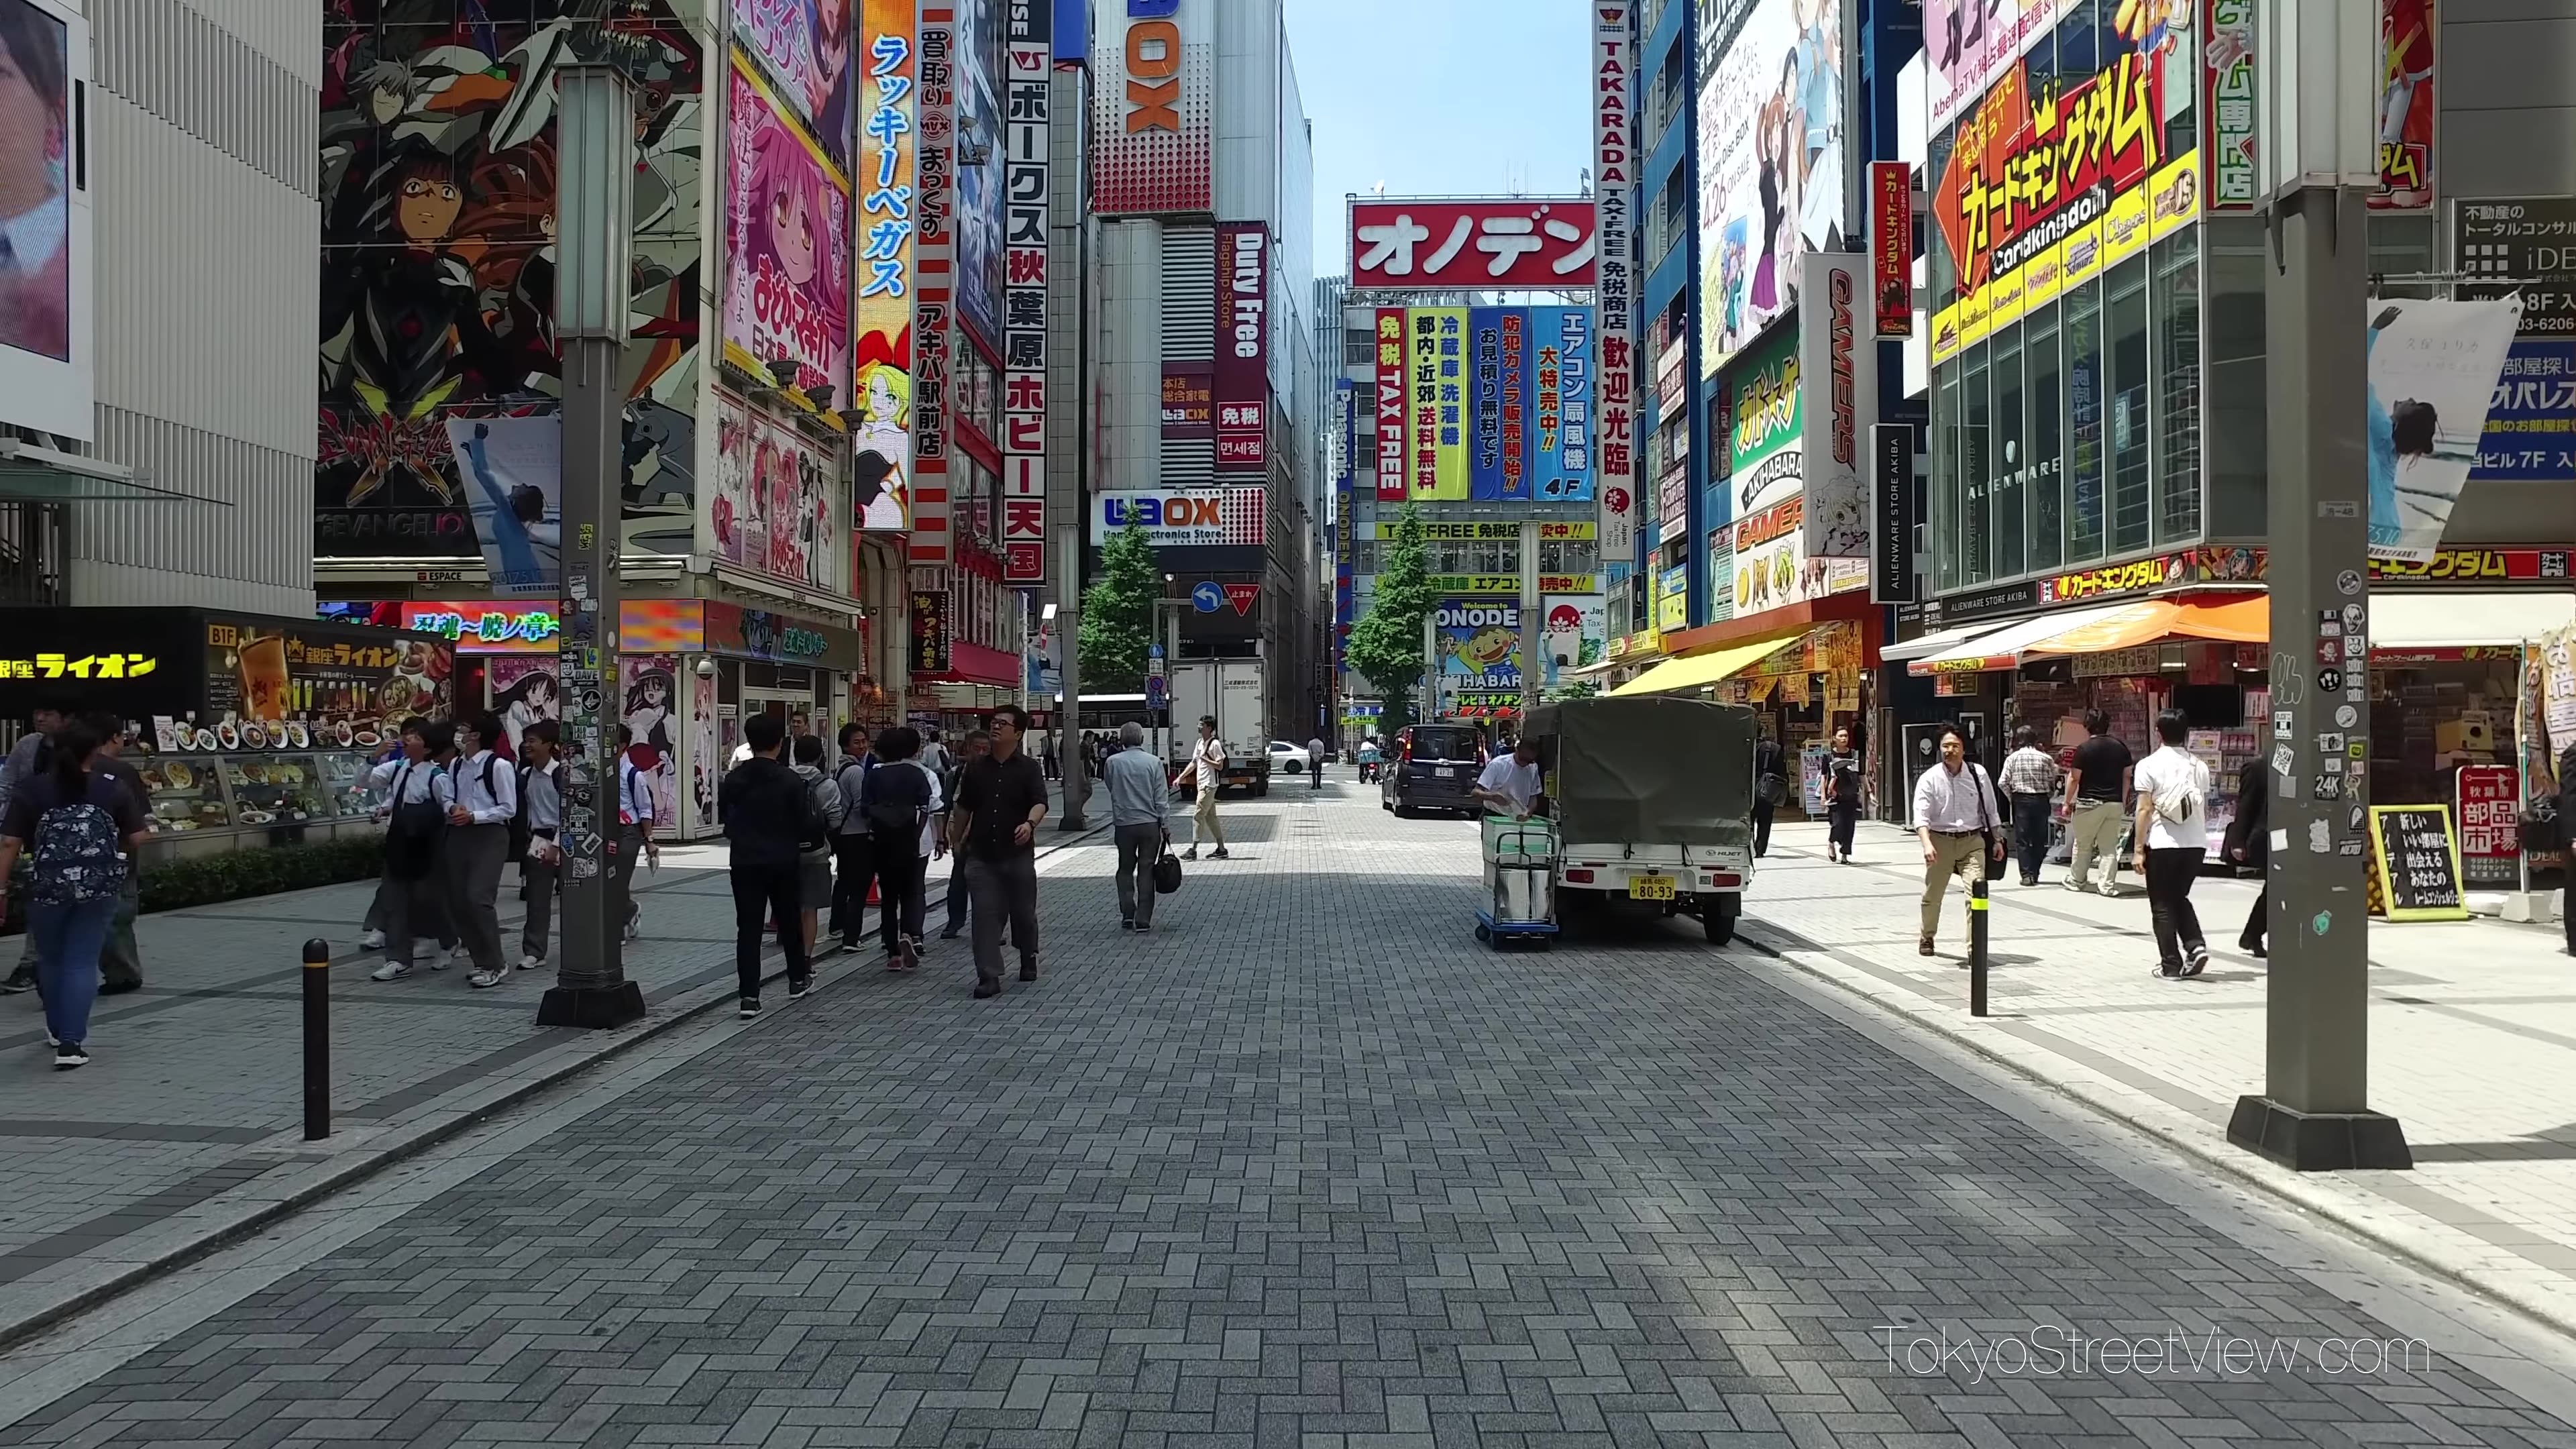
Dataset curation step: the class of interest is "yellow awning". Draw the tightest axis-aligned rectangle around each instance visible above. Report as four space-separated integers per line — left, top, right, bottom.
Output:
1607 627 1809 696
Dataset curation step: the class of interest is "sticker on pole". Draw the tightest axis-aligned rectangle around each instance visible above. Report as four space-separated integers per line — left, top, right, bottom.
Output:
2337 569 2363 596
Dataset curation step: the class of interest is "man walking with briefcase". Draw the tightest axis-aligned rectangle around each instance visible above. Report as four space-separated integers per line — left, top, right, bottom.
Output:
1103 722 1169 932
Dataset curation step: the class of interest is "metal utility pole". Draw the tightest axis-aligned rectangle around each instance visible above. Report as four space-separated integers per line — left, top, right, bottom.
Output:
2225 1 2408 1169
1421 612 1440 722
1056 523 1089 828
538 64 643 1030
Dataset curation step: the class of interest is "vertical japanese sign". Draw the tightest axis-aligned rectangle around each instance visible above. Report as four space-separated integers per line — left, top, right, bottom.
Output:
1498 308 1529 501
1593 0 1638 566
906 3 957 566
1373 307 1407 501
1869 421 1916 604
1799 253 1874 558
2371 0 2434 211
2202 0 2256 213
1534 306 1595 502
2455 763 2522 888
1214 222 1269 474
1334 378 1356 676
1409 307 1468 500
1000 0 1052 584
856 0 916 533
1468 307 1504 500
1870 160 1913 338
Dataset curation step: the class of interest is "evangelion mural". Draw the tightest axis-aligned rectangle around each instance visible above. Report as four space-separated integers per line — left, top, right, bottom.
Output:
317 1 705 561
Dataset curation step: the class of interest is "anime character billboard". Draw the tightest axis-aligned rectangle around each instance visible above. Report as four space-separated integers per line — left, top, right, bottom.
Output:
722 50 851 402
316 1 703 561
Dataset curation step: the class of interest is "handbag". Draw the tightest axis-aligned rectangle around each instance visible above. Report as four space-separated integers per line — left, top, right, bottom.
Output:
1152 830 1183 895
1972 764 2003 861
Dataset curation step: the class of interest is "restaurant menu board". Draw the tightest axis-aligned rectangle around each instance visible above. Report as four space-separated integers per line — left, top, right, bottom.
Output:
2368 805 2471 921
201 618 451 730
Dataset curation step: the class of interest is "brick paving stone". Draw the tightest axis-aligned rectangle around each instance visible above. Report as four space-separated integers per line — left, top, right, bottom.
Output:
0 781 2569 1446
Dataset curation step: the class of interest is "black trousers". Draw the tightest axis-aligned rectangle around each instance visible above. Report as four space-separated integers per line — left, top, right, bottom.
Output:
1827 801 1859 857
2010 794 2051 882
2566 877 2575 956
944 851 971 932
1752 800 1776 857
729 861 806 1000
2243 882 2268 946
2144 847 2207 970
830 834 875 944
873 843 926 950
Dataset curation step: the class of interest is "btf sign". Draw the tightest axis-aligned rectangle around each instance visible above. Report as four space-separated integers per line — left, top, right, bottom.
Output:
1126 0 1180 133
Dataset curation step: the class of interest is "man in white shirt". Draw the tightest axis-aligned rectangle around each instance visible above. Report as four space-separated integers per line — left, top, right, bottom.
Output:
503 720 566 985
443 712 519 982
1911 724 2004 957
1175 716 1228 861
2132 708 2213 978
1471 738 1544 819
1306 734 1328 790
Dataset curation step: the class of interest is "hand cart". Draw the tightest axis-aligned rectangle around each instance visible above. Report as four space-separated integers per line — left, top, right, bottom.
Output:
1475 816 1559 949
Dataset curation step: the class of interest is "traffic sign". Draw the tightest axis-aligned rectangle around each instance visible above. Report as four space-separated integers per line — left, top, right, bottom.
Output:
1148 643 1165 659
1191 580 1224 612
1146 676 1168 710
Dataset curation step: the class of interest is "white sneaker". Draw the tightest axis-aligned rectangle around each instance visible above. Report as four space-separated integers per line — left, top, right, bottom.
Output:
358 930 386 950
370 960 413 981
430 946 455 970
468 967 507 989
519 954 544 971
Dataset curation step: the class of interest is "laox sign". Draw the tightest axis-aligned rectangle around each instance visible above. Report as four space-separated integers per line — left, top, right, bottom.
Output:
1104 494 1222 529
1123 0 1181 133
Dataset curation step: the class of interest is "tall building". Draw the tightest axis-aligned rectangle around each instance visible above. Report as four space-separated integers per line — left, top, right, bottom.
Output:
1084 0 1322 740
0 0 319 613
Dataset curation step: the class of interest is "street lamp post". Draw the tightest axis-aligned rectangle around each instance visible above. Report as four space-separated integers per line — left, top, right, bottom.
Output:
2224 0 2408 1169
537 64 645 1030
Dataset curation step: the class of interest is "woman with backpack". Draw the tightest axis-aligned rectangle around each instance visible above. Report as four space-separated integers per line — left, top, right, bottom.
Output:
370 720 460 981
0 719 150 1069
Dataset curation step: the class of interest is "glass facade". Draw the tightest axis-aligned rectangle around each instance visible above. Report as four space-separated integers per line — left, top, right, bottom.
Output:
1925 1 2210 596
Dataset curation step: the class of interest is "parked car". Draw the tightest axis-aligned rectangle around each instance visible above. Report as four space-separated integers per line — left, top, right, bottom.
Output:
1379 722 1489 818
1269 740 1310 775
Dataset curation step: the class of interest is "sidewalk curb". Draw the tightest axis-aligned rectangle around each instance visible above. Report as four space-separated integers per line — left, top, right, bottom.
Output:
0 820 1113 1355
1730 917 2576 1352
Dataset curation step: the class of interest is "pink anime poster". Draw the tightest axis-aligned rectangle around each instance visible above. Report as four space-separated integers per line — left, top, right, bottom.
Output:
721 49 850 401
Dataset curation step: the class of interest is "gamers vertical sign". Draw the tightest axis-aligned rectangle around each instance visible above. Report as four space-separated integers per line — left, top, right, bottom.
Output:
1001 0 1053 584
1593 2 1638 571
1215 222 1270 474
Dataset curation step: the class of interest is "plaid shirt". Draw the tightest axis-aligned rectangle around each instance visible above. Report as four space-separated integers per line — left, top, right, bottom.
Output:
1998 746 2060 798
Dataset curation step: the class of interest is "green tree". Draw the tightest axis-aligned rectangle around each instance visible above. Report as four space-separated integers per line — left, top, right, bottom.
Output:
1078 522 1160 694
1546 680 1601 702
1344 503 1438 733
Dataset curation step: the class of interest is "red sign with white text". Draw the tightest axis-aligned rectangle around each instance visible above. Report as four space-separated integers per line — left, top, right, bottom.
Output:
1373 307 1409 501
1222 582 1260 616
1350 199 1598 290
1871 161 1913 340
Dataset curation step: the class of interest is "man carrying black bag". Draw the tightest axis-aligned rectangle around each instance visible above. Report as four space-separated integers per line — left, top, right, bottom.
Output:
1102 722 1168 932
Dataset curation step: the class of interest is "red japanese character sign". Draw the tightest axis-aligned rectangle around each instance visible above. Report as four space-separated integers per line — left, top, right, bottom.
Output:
1350 199 1598 289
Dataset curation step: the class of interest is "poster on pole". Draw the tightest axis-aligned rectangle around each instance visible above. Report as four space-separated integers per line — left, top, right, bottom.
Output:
2364 295 2521 562
2370 0 2435 211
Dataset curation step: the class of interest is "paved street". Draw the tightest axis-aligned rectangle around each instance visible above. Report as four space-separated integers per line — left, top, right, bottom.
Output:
0 777 2573 1446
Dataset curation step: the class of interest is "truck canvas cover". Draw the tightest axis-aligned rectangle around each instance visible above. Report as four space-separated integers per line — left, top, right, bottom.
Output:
1525 698 1756 852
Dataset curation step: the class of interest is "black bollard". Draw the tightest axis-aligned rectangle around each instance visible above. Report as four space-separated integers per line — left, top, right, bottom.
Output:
1969 877 1990 1018
303 938 330 1140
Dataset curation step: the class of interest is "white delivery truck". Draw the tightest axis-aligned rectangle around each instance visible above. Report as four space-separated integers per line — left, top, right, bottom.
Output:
1521 696 1758 945
1167 657 1273 796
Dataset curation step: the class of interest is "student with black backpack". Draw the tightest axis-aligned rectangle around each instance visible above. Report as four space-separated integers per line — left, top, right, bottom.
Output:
861 726 939 970
0 718 150 1069
829 723 877 953
492 718 566 987
370 720 459 981
718 712 816 1017
0 697 72 996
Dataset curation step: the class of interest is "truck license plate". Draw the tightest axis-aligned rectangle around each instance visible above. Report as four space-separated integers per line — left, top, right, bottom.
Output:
1629 875 1676 901
1438 767 1457 778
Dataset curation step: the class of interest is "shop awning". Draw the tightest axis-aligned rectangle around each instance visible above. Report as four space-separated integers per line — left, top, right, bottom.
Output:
2369 590 2576 649
1884 620 2010 662
1904 604 2137 676
1607 627 1808 696
1561 656 1626 681
2020 595 2271 655
0 438 209 503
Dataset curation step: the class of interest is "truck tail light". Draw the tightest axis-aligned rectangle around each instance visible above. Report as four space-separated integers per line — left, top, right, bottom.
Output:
1564 867 1595 883
1703 872 1741 889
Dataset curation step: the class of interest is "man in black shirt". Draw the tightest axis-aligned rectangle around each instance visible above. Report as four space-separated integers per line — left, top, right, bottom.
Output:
2060 709 2135 895
952 706 1049 998
717 712 814 1016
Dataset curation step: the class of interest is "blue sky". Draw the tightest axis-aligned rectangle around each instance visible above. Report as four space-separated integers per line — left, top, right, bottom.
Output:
1284 0 1595 277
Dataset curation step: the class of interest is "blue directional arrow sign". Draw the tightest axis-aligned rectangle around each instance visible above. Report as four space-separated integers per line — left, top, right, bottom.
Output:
1191 580 1224 613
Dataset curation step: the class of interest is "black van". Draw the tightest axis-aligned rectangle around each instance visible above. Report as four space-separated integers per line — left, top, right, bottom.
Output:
1380 722 1489 817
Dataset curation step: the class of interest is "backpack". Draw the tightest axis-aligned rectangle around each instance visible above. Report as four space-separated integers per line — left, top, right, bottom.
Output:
796 769 835 853
383 763 448 881
26 775 125 908
2151 755 2207 825
866 760 932 839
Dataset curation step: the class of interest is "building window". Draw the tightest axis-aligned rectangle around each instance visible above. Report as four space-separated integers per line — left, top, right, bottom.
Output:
2064 277 2106 563
1345 327 1375 367
1935 362 1962 592
2206 217 2267 537
1964 356 1992 584
2106 256 2151 555
2153 235 2201 545
1993 322 2027 582
2028 315 2063 571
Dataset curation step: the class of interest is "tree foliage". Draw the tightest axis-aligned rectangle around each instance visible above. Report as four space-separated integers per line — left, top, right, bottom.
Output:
1344 504 1438 733
1078 523 1160 693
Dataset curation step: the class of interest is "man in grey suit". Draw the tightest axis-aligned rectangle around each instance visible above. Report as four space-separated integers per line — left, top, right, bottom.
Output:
1102 723 1169 933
